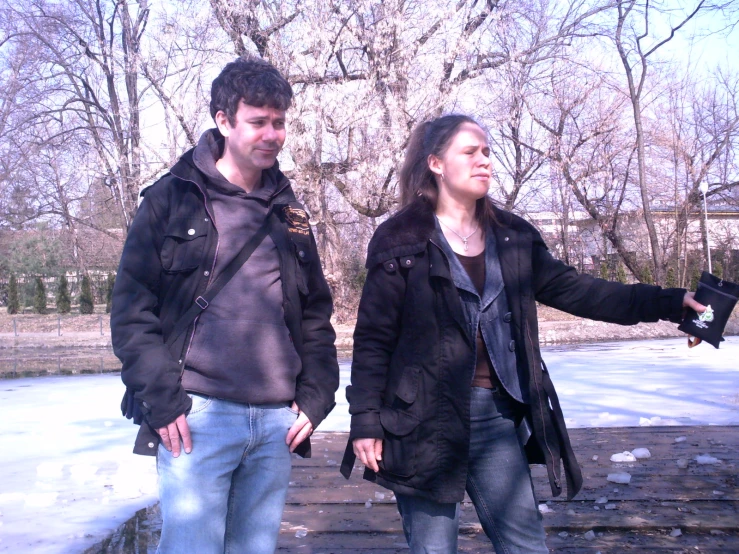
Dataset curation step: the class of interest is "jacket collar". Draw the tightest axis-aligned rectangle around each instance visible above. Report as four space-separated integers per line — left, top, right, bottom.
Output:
168 130 295 207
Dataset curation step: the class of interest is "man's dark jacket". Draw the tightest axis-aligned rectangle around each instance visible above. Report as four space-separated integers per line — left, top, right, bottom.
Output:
342 200 686 503
111 150 338 457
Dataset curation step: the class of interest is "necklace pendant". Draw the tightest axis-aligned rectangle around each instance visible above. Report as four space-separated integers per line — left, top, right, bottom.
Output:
463 238 469 251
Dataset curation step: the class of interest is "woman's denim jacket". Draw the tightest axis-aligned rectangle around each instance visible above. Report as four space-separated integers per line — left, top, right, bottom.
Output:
434 219 526 403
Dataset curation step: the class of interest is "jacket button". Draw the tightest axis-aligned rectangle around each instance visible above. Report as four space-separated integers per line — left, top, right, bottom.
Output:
142 401 150 409
299 251 306 258
504 237 510 241
178 359 183 364
187 228 195 236
204 218 209 222
503 312 512 322
508 340 516 352
389 263 395 269
405 259 411 266
204 270 210 276
148 442 155 449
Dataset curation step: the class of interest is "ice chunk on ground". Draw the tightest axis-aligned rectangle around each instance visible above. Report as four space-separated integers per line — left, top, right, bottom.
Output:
605 503 617 510
584 530 596 541
295 529 307 538
675 436 687 443
607 472 632 484
538 504 553 514
676 458 689 468
592 455 599 461
374 492 385 500
558 532 569 538
632 448 651 459
670 528 682 537
695 454 721 465
596 496 608 504
611 451 636 462
364 500 372 508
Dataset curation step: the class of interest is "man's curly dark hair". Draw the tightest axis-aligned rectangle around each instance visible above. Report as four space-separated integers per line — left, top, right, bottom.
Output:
210 56 293 125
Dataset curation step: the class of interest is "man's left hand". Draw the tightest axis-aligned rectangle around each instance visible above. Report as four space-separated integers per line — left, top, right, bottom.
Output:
286 402 313 453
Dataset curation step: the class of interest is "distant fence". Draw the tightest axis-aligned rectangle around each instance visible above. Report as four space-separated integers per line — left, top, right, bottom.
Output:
0 312 111 337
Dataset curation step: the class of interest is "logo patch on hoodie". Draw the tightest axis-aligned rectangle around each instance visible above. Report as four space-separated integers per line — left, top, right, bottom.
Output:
283 206 310 237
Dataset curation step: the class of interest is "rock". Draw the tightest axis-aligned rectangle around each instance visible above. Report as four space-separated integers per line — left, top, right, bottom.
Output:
710 530 725 535
558 531 569 538
364 500 372 509
607 472 631 484
295 529 307 538
596 496 608 504
695 454 721 465
610 451 637 463
584 530 596 541
592 455 599 461
538 503 553 514
675 436 687 443
605 504 617 510
669 528 682 538
632 448 651 459
676 458 689 469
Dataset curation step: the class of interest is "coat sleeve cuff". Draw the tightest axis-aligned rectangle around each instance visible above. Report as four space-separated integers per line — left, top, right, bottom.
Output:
662 288 687 323
349 413 384 440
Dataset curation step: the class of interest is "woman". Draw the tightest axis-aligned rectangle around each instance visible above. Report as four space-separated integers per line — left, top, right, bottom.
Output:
341 114 705 553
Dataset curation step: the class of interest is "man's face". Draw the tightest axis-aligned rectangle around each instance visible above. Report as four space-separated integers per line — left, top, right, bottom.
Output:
216 101 287 171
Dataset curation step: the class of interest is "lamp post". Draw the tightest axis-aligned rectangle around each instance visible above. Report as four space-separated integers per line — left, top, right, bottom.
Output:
699 181 712 274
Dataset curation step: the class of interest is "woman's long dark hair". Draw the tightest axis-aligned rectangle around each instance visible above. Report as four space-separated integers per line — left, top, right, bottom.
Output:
399 114 498 227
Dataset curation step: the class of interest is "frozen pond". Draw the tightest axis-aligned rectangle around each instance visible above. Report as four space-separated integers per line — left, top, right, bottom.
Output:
0 337 737 553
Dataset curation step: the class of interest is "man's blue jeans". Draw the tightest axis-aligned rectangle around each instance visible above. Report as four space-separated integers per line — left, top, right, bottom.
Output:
396 387 548 553
156 393 298 554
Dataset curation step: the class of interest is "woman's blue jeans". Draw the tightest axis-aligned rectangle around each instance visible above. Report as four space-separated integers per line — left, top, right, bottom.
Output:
396 387 548 553
155 393 298 554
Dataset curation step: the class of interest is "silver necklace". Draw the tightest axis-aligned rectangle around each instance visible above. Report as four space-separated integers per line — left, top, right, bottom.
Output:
437 217 479 251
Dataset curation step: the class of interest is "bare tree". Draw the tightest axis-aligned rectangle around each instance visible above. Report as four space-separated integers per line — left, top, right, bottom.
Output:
611 0 735 283
206 0 616 312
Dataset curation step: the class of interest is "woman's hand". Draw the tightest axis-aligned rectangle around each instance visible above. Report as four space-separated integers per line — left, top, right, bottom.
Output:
353 438 383 472
682 291 706 313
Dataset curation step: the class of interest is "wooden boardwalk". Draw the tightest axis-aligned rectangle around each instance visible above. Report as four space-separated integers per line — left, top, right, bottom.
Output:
90 426 738 553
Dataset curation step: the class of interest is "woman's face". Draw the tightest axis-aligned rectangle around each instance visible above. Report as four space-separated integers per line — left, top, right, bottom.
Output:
429 122 491 205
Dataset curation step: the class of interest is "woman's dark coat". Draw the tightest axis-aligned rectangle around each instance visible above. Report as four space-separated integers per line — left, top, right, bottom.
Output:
341 200 686 503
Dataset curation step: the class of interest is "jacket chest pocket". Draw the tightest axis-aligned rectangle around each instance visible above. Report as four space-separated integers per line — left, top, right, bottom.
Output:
160 218 208 273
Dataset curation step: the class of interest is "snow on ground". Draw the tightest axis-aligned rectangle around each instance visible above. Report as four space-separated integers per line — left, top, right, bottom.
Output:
0 337 737 553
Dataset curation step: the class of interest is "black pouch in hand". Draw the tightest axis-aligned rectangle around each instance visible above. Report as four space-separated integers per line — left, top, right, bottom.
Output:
120 388 145 425
677 272 739 349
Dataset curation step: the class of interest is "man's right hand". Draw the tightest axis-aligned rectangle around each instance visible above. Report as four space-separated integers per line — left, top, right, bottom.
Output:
157 413 192 457
352 438 383 472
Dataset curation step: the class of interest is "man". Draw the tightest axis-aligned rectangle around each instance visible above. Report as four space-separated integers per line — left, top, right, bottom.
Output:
111 56 339 553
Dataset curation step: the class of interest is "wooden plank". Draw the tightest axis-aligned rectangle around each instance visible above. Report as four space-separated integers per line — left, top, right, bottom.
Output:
86 427 739 553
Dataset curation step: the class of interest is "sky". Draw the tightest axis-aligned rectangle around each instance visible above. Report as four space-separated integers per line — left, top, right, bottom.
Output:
0 336 737 553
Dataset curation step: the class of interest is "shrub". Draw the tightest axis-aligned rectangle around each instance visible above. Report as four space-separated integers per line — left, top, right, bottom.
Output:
34 277 47 314
56 274 71 314
616 264 627 284
79 275 94 314
640 265 654 285
7 274 19 314
665 266 677 288
105 273 115 313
